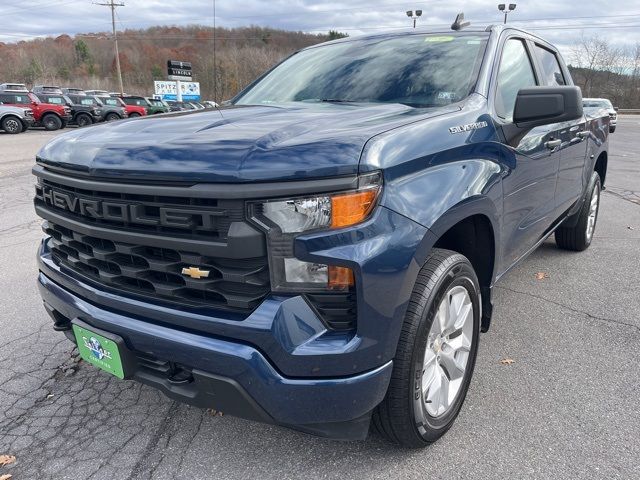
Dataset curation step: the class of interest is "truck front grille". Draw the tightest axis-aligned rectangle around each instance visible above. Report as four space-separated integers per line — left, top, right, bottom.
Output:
35 178 243 240
44 221 270 311
34 172 270 314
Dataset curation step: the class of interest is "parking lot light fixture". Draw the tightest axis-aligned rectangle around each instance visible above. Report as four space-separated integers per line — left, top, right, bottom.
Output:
406 9 423 28
498 3 516 24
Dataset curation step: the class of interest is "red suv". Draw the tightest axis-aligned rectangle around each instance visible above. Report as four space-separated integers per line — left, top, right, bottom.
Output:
0 91 71 130
104 96 146 118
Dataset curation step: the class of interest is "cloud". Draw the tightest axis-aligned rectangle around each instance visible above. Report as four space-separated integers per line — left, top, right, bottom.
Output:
1 0 639 59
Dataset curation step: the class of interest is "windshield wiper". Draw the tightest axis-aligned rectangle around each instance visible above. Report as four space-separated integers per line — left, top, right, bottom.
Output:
301 98 361 104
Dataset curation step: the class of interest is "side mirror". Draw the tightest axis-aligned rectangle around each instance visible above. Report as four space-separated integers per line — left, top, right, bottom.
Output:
513 86 583 129
614 107 619 112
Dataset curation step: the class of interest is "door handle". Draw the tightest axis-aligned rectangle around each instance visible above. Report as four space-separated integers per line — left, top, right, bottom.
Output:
545 139 561 150
576 131 589 139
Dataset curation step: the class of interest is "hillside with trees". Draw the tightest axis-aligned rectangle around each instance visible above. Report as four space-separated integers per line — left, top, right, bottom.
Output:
1 27 638 108
0 26 346 101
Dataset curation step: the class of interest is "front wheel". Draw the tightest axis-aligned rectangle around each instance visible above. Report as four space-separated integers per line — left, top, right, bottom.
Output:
42 113 63 131
555 172 601 251
609 126 616 134
129 112 141 118
105 112 120 122
76 113 92 127
1 115 23 134
373 249 481 448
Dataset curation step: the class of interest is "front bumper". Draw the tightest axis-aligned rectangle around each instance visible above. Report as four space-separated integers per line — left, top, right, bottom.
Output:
39 271 392 439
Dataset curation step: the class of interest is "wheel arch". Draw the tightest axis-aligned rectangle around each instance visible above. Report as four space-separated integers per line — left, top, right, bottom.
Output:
594 151 608 188
416 201 500 332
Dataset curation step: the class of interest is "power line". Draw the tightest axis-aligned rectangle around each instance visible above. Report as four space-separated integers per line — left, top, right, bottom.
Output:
1 0 85 17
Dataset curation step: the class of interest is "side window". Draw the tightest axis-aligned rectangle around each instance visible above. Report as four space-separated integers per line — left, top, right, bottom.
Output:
535 45 566 86
495 39 537 121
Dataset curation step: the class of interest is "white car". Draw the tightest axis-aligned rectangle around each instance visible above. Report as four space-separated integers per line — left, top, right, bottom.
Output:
0 105 35 133
583 98 617 133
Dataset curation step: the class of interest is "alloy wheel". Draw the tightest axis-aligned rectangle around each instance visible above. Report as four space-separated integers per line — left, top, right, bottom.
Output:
586 182 600 241
422 285 474 418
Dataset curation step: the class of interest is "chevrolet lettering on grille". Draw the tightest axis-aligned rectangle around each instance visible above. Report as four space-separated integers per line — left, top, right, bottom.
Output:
35 184 225 230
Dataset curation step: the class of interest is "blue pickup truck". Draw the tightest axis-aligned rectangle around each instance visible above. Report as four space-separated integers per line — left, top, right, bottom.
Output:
34 24 608 447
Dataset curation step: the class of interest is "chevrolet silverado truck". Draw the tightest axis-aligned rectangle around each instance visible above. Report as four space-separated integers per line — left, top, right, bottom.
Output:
33 25 608 447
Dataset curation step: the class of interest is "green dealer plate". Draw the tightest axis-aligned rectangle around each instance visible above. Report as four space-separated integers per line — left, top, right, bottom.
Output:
73 324 125 379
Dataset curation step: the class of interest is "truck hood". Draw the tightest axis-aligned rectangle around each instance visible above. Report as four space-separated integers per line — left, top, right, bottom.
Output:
37 102 457 183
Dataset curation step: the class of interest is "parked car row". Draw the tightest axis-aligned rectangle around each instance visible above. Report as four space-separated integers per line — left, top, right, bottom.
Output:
0 82 215 134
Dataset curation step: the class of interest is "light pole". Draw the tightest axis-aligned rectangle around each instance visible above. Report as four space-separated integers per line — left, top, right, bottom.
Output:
406 9 423 28
498 4 516 24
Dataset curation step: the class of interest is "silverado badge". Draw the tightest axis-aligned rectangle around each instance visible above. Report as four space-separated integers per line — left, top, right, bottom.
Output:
449 121 488 134
181 267 210 279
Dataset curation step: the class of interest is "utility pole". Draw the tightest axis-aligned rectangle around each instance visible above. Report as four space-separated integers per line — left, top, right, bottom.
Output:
96 0 125 95
213 0 217 104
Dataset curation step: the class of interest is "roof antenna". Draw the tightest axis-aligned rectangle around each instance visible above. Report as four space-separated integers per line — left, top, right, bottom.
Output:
451 13 471 31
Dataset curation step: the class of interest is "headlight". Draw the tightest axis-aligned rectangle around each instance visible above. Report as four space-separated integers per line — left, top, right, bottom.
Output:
249 172 382 292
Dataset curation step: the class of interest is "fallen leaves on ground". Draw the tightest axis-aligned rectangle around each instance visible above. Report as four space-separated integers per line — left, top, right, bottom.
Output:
0 474 13 479
500 358 516 366
534 272 549 280
207 409 224 417
0 456 15 467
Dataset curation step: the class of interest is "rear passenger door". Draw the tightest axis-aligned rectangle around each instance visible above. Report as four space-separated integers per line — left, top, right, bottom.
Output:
532 43 588 213
494 37 562 267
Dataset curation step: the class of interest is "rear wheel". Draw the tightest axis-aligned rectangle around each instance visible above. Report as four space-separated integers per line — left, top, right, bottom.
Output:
1 115 22 134
373 249 481 448
555 172 601 251
76 113 92 127
105 112 120 122
129 112 141 118
42 113 62 131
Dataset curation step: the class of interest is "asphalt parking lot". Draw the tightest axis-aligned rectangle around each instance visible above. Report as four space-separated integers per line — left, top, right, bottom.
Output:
0 120 639 480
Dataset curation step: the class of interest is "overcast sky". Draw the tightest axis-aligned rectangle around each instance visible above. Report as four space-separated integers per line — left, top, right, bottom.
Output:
2 0 640 58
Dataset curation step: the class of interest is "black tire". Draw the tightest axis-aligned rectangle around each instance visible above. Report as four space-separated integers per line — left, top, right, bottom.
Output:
1 115 23 134
555 172 601 252
76 113 92 127
105 112 120 122
129 112 141 118
609 126 616 133
42 113 63 131
373 249 481 448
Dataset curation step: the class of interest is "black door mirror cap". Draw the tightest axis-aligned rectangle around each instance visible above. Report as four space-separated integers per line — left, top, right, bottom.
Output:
513 86 583 129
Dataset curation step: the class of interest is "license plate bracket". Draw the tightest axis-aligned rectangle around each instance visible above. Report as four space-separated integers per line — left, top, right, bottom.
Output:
71 319 136 380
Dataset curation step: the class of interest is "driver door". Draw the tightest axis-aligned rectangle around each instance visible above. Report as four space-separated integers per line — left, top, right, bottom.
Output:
494 38 563 267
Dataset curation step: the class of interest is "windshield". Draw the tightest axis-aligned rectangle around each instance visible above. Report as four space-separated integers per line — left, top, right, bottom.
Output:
584 100 612 108
235 33 488 108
